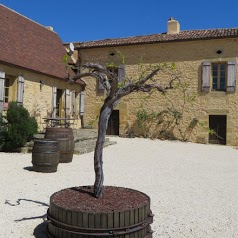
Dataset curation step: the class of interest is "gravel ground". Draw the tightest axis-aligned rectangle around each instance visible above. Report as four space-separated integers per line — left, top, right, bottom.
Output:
1 137 238 238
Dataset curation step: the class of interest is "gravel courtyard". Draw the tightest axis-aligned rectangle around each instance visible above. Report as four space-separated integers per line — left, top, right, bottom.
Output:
1 137 238 238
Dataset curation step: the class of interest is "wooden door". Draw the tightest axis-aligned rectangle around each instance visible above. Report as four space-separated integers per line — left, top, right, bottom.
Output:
106 110 119 135
209 115 226 145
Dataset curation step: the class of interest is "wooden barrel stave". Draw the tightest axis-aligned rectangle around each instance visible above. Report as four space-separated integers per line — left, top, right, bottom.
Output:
57 138 74 163
47 187 153 238
32 140 59 173
44 127 75 163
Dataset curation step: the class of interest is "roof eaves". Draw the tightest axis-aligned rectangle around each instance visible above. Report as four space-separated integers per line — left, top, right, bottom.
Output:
76 30 238 50
0 60 84 86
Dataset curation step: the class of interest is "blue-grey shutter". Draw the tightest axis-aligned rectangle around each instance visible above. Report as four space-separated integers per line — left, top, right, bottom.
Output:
118 65 126 82
71 90 76 115
227 61 236 92
17 75 24 105
80 91 85 116
52 86 57 118
202 62 211 92
98 79 104 91
65 89 70 118
0 71 5 113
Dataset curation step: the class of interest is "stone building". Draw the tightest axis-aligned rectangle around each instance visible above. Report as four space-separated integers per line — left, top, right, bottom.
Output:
73 18 238 146
0 4 85 131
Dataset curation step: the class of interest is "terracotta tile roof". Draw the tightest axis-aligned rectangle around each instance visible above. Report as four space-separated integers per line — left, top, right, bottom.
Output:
76 28 238 49
0 4 71 80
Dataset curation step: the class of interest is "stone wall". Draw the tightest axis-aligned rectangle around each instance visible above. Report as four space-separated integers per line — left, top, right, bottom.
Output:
78 38 238 146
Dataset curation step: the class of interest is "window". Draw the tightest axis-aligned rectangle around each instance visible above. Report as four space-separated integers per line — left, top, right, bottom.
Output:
202 61 236 92
3 76 17 108
96 65 125 92
0 74 18 112
4 78 10 106
212 63 226 91
107 66 118 77
96 66 118 93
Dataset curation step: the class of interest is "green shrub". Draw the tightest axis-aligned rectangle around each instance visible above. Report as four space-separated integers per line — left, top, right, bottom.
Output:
0 114 7 147
3 102 38 151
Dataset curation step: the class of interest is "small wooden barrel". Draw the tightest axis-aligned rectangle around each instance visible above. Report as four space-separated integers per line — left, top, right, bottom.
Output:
47 186 153 238
32 139 59 173
44 127 75 163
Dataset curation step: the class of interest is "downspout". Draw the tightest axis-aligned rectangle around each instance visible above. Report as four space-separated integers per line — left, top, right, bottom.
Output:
76 48 85 128
80 91 85 128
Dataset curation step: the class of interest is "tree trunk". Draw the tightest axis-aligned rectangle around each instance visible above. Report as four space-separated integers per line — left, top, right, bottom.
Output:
93 104 113 198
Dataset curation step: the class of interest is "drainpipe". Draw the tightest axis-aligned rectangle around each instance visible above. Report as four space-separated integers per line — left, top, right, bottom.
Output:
80 91 85 128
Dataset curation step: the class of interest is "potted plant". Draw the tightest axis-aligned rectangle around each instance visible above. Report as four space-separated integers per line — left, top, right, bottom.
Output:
46 61 178 237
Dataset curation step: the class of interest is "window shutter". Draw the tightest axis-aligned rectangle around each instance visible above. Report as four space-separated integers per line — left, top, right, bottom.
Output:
52 86 57 118
71 90 76 115
227 61 236 92
118 65 126 83
202 62 211 92
65 89 70 118
0 71 5 113
17 75 24 105
98 79 104 92
80 91 85 116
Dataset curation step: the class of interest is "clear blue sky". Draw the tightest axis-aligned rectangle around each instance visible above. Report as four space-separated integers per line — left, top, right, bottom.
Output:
1 0 238 43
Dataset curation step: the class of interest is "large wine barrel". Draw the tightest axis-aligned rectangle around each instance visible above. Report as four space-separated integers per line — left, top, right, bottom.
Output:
44 127 75 163
32 139 59 173
46 186 153 238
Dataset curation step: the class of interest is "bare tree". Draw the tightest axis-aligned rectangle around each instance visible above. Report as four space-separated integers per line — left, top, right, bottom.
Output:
68 62 178 198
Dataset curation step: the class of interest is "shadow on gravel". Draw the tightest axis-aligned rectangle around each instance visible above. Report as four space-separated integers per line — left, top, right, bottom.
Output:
34 221 48 238
5 198 49 208
5 198 49 237
23 166 34 171
5 199 48 222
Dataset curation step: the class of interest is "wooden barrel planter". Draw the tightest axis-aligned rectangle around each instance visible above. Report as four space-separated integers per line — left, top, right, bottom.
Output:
46 186 153 238
32 139 60 173
44 127 75 163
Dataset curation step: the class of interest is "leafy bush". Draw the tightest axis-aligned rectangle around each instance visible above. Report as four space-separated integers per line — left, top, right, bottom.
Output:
2 102 38 151
0 114 7 147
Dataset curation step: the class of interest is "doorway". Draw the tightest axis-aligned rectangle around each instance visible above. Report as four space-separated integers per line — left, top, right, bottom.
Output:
209 115 226 145
106 110 120 135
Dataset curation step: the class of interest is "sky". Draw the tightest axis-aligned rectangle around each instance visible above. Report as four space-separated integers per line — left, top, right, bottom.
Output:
1 0 238 43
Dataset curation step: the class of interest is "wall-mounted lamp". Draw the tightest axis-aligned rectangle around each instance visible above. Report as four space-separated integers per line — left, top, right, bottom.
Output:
40 80 45 91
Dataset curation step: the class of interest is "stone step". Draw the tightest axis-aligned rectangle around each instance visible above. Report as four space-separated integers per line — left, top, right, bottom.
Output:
18 129 117 154
74 137 117 155
73 128 98 141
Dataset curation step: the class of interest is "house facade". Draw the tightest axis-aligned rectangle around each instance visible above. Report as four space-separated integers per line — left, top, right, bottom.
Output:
74 18 238 146
0 4 85 131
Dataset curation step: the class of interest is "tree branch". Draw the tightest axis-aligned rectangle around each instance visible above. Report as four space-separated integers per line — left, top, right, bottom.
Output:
65 60 181 198
69 64 120 95
137 66 162 85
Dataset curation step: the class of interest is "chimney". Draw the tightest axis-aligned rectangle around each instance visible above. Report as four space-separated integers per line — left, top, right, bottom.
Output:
46 26 54 31
167 17 180 34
